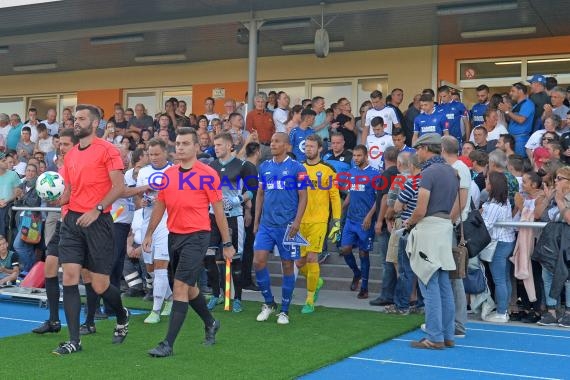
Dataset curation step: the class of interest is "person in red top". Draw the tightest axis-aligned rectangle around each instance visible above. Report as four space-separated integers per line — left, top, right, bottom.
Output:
144 127 235 358
32 128 77 335
246 92 275 145
54 105 128 355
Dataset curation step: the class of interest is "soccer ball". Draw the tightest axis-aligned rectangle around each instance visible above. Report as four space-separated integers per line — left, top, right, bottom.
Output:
36 171 65 201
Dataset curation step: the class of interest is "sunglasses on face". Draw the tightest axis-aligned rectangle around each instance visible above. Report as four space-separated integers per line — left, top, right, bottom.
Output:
542 138 554 142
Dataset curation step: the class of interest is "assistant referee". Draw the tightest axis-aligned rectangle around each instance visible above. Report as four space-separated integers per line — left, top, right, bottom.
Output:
145 127 235 358
54 104 129 355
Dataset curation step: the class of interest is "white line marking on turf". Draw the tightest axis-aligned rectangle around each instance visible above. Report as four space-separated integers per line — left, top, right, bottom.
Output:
348 356 562 380
467 327 570 339
0 316 67 326
394 339 570 358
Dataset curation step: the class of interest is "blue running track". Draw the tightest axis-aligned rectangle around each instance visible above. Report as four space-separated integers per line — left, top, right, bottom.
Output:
303 321 570 380
0 296 144 338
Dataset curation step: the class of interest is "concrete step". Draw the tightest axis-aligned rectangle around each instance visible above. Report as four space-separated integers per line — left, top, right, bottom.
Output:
266 251 385 267
268 273 381 291
265 260 383 281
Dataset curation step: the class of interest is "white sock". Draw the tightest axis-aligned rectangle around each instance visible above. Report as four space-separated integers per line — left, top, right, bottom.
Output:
152 269 169 312
165 282 173 301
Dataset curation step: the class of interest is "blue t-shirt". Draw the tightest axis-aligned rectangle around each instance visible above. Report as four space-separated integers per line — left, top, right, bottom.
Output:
0 170 21 201
508 98 535 136
6 124 23 151
437 100 468 140
470 102 489 128
258 157 307 227
414 110 448 136
289 127 315 162
339 165 379 222
312 112 328 140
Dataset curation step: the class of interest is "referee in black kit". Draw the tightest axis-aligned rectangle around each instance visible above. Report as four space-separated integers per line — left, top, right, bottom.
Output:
54 105 129 355
144 127 235 357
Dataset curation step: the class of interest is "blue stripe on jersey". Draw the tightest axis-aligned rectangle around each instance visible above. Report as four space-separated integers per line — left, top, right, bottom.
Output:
342 165 379 222
436 100 468 139
289 127 315 162
258 157 307 227
470 102 488 128
414 111 448 136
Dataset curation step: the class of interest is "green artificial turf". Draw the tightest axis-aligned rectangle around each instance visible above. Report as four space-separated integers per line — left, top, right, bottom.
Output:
2 299 422 380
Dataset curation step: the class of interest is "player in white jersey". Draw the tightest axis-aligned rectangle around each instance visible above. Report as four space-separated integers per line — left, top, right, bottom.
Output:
362 90 400 143
136 139 174 323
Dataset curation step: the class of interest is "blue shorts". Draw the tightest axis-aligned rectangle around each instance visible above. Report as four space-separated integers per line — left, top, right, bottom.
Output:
254 224 300 261
340 218 374 252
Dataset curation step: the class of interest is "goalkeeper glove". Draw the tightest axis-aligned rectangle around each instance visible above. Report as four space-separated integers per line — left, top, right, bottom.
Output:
328 219 341 242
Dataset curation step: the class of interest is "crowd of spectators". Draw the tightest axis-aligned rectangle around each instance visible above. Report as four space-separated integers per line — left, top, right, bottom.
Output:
1 75 570 341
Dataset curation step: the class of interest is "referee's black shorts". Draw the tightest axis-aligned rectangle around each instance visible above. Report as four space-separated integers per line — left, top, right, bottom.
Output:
168 231 210 286
46 221 62 257
59 211 115 275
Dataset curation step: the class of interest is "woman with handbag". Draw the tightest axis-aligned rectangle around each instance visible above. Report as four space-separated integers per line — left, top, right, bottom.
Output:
12 162 42 273
480 172 516 323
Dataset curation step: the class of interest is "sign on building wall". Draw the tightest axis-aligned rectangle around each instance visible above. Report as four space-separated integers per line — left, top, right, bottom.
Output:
212 88 226 99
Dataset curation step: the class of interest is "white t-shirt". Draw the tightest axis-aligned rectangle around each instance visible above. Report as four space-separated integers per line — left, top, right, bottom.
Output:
0 125 10 142
452 160 471 222
43 121 60 136
23 123 39 143
364 107 399 135
525 129 546 151
111 168 136 224
273 108 289 133
205 113 220 125
37 137 54 153
469 124 509 143
136 163 171 231
131 209 144 245
366 133 394 170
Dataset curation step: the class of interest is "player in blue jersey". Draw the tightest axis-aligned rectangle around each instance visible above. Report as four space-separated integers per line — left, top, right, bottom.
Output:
337 145 379 299
412 94 449 146
437 85 470 143
289 109 316 162
470 84 490 129
253 132 308 325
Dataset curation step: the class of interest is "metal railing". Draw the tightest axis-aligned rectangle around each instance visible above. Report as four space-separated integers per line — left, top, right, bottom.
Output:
494 221 548 228
12 206 62 212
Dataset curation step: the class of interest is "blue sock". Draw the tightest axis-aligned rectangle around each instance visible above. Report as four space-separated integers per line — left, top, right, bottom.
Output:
360 255 370 290
344 253 361 277
281 274 296 313
255 268 274 304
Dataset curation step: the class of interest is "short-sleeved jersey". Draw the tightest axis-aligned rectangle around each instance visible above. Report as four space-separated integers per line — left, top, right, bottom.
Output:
366 133 394 170
111 167 137 225
323 150 353 175
437 100 469 139
58 166 69 218
289 127 315 162
63 138 124 213
414 110 448 137
0 250 18 270
157 161 223 234
258 157 307 227
209 156 258 217
301 161 341 224
0 169 21 201
137 162 173 226
365 107 399 135
470 102 489 128
339 165 379 222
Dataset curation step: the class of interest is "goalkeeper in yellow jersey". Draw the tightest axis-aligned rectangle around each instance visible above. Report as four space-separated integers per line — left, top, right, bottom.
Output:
297 134 342 314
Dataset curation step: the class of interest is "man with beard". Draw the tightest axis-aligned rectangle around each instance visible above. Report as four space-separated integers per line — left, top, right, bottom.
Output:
54 105 129 355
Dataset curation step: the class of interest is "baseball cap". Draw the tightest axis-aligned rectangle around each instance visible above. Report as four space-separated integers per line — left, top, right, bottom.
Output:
413 133 442 148
527 74 546 85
